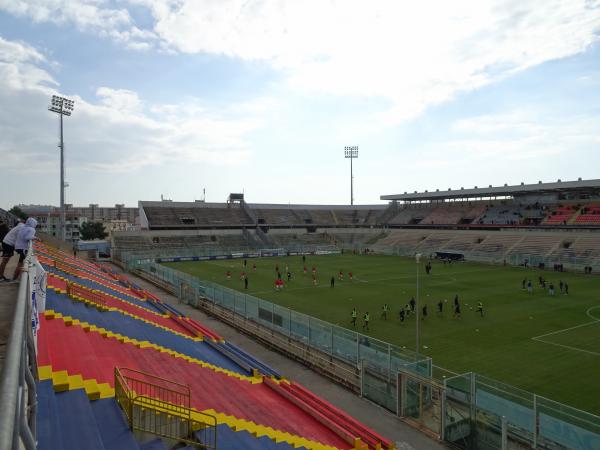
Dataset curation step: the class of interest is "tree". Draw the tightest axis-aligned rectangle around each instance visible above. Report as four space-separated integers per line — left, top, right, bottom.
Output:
9 206 27 221
80 222 108 240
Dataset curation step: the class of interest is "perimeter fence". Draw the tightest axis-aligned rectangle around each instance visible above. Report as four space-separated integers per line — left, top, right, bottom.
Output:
124 250 600 450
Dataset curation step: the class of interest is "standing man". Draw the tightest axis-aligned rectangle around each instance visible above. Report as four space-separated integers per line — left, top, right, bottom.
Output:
399 307 405 323
476 301 484 317
422 304 428 320
351 308 357 328
330 276 335 288
381 303 389 320
363 311 370 331
409 297 416 313
0 221 24 281
11 218 37 281
244 276 248 290
454 301 461 319
437 300 444 315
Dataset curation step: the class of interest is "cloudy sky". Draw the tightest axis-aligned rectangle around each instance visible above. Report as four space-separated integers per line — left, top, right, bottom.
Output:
1 0 600 209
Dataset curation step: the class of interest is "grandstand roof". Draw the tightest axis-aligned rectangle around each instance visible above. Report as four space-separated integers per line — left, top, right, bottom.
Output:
381 178 600 202
139 200 386 210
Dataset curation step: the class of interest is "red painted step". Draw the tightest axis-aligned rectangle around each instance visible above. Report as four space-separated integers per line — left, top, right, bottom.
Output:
38 315 350 448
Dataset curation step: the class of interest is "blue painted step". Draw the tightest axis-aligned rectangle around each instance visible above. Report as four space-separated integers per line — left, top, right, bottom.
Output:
90 397 140 450
36 381 64 450
223 342 281 378
198 424 305 450
54 387 106 450
139 438 168 450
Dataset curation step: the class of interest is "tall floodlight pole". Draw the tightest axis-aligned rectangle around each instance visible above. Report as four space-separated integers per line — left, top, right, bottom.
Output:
415 253 421 358
48 95 75 241
344 146 359 205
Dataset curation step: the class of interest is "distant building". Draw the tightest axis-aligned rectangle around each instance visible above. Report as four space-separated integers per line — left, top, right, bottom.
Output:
22 203 138 241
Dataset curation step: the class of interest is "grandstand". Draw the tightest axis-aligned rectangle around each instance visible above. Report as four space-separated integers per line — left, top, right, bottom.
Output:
1 242 399 450
117 180 600 271
5 178 600 450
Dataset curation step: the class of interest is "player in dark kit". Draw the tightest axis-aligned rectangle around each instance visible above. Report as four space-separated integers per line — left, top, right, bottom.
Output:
437 300 443 315
476 301 484 317
454 302 461 319
351 308 357 328
399 308 405 323
409 297 416 312
422 305 428 320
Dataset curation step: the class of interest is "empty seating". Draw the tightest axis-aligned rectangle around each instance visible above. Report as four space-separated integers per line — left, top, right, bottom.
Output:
507 235 560 257
545 206 578 225
35 241 391 449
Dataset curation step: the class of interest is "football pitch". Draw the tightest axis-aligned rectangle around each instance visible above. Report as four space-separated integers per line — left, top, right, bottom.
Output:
164 253 600 415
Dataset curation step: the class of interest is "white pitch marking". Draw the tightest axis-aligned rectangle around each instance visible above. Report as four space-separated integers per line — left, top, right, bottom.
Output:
531 337 600 357
531 305 600 357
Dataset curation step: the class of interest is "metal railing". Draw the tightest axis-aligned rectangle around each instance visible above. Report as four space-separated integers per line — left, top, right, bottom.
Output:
114 367 217 449
0 241 38 450
132 252 600 450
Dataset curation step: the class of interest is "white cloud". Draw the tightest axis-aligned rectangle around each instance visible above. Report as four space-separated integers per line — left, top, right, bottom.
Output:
0 36 57 90
448 111 600 161
96 87 143 113
2 1 599 122
0 36 267 180
140 0 600 122
0 0 159 50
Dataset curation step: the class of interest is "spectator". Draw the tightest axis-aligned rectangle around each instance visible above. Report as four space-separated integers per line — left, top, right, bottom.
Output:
10 218 37 281
1 221 25 281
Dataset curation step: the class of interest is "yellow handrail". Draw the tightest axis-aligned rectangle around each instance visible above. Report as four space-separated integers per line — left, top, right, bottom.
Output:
114 367 217 449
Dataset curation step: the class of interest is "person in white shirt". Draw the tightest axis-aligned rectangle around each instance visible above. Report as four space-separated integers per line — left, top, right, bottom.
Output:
0 221 24 281
10 218 37 281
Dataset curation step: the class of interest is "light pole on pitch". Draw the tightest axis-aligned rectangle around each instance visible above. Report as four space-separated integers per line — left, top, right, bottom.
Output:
415 253 421 358
344 146 358 205
48 95 75 241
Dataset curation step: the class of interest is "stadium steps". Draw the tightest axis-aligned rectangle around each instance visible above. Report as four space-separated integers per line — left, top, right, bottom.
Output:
39 365 345 450
39 306 254 381
37 380 137 450
264 378 393 450
568 206 584 224
39 258 165 314
207 340 281 378
37 254 163 313
46 273 201 339
209 423 307 449
36 313 350 448
44 291 250 375
139 439 168 450
35 246 163 311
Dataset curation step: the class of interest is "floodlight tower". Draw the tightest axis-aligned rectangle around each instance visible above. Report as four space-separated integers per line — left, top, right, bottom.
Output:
344 146 359 205
415 253 421 357
48 95 75 241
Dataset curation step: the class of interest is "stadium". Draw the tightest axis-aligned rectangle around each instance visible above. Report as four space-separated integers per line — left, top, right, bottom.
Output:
2 3 600 450
4 177 600 450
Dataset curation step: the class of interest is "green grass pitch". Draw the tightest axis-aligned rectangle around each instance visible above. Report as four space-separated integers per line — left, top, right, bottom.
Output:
164 253 600 415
